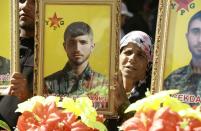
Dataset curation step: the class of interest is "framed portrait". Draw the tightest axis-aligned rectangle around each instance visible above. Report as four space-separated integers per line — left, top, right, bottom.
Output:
151 0 201 105
35 0 120 114
0 0 19 95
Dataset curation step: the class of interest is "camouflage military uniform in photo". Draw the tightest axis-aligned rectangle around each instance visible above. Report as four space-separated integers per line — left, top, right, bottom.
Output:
44 63 109 97
0 56 10 74
0 56 10 85
164 64 201 105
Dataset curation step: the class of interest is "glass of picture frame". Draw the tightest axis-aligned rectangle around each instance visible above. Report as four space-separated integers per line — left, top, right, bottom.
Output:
0 0 19 95
151 0 201 105
35 0 120 115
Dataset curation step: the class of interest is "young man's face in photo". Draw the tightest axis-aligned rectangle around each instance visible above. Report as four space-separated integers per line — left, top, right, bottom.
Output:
19 0 35 30
186 19 201 59
64 34 94 66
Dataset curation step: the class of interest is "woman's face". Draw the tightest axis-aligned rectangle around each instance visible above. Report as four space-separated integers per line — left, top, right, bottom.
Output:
120 42 148 82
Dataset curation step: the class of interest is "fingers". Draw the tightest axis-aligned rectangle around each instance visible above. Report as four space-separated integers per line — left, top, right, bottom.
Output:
9 86 23 99
117 71 124 90
10 77 27 87
113 71 126 110
11 72 27 84
114 71 125 95
8 72 29 101
11 72 25 80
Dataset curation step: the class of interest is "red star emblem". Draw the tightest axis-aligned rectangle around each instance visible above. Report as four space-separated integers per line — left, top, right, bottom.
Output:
48 12 63 28
175 0 194 12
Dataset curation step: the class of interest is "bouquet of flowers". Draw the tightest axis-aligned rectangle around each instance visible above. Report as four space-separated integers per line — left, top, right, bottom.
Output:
120 90 201 131
13 96 107 131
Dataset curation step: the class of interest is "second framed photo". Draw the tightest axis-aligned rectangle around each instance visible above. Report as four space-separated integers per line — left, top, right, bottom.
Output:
0 0 18 95
151 0 201 106
35 0 120 114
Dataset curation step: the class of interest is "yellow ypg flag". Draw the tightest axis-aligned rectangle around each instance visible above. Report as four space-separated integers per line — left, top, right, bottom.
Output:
43 4 111 77
0 1 10 59
164 0 201 78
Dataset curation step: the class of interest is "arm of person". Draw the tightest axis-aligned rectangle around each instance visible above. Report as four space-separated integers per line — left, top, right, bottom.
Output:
8 72 32 101
114 72 134 123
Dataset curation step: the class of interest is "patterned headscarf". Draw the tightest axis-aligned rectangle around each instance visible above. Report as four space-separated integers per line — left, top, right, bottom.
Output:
120 31 153 102
120 31 153 63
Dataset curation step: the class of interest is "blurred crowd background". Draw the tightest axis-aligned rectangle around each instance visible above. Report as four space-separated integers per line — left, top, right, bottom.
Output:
121 0 159 42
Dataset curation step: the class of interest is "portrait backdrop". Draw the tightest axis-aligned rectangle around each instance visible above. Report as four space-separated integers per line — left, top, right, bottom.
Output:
43 4 110 77
164 0 201 78
0 1 10 59
35 0 120 114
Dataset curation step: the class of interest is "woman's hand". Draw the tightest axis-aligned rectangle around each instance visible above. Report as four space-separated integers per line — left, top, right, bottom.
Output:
114 71 130 112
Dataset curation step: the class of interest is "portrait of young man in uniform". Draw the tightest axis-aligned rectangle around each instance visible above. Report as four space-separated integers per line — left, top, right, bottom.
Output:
164 10 201 106
44 22 108 108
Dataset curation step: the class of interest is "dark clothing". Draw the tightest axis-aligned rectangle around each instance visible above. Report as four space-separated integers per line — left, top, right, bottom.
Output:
0 37 34 130
128 81 151 103
19 38 34 93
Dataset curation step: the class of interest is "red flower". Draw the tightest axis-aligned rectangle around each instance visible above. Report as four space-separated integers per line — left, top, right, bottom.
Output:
120 117 146 131
120 90 201 131
16 96 107 131
120 107 183 131
149 107 181 131
17 101 94 131
17 102 70 131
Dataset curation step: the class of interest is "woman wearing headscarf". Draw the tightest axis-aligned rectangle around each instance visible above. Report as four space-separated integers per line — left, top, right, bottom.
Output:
106 31 153 131
119 30 153 103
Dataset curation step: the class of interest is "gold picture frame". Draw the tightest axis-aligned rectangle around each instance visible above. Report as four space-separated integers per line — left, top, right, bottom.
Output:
151 0 201 96
35 0 120 115
0 0 19 95
151 0 171 93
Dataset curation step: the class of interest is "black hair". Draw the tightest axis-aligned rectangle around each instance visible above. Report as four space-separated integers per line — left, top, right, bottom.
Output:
64 21 93 41
188 10 201 32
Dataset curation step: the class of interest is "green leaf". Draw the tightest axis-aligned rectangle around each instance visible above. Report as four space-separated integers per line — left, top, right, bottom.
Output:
0 120 11 131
